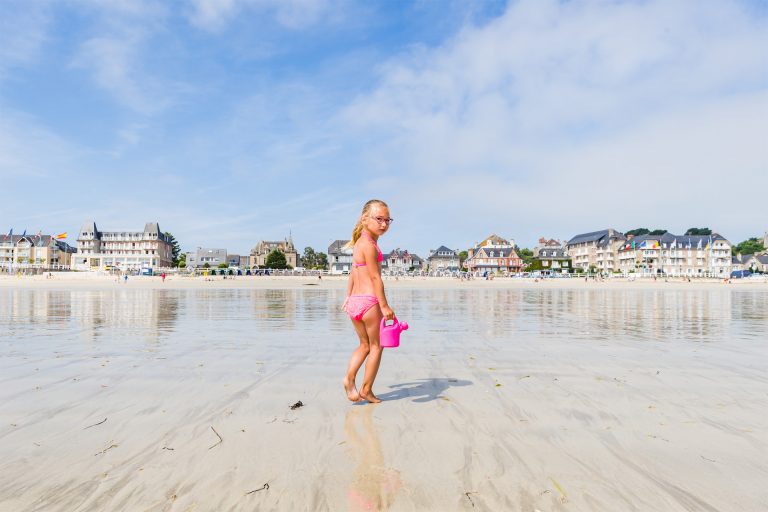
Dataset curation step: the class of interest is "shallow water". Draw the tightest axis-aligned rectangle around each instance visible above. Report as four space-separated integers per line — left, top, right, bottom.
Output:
2 287 767 346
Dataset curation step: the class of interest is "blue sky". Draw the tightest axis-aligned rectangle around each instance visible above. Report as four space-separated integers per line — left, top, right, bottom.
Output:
1 0 767 257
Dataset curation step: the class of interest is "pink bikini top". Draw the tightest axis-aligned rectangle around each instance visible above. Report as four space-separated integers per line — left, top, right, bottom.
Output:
353 232 383 267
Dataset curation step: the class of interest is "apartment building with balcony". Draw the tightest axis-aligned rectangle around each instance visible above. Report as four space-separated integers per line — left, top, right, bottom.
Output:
617 233 732 276
566 229 626 272
1 235 76 271
76 221 173 270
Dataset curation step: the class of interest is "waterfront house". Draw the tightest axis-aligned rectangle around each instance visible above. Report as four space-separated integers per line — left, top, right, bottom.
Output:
532 237 571 273
566 229 625 272
328 240 353 274
185 248 227 268
465 234 523 273
1 234 76 271
227 254 243 267
76 221 172 271
617 233 732 276
427 246 460 271
249 237 298 268
384 248 424 273
740 253 768 273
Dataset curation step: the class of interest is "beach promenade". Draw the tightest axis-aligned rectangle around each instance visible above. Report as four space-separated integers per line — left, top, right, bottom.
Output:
1 276 767 511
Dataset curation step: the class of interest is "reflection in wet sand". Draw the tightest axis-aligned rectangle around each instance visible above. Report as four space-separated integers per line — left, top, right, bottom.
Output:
345 406 402 511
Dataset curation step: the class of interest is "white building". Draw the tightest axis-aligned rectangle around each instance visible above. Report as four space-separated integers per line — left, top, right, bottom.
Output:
76 221 173 271
328 240 353 274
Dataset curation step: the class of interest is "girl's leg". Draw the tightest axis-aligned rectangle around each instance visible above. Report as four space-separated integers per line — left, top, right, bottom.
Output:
359 307 384 403
344 319 370 402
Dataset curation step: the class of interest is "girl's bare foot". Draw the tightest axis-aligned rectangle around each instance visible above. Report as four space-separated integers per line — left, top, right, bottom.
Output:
359 389 382 403
343 377 360 402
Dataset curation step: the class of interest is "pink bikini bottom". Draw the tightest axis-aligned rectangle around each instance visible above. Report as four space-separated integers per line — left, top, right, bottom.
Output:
343 295 379 321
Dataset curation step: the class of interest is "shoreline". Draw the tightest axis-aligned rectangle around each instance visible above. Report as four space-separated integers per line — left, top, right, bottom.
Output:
1 273 767 291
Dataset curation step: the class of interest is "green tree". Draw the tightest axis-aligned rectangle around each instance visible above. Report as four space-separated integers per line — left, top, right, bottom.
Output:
315 252 328 270
733 237 765 256
649 229 667 236
302 247 317 268
179 261 186 269
625 228 650 236
265 249 289 269
164 232 181 266
178 252 187 268
517 248 535 267
458 251 468 268
203 262 210 269
217 262 229 269
685 227 712 236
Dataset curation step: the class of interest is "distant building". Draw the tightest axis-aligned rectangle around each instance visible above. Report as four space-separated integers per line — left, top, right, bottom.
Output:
740 253 768 273
566 229 626 272
532 237 571 273
227 254 243 267
617 233 732 276
185 248 227 268
250 237 298 268
328 240 353 274
427 246 460 271
0 234 76 271
465 234 523 273
384 248 425 273
76 221 172 271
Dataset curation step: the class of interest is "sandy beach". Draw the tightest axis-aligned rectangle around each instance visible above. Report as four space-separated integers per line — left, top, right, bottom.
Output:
1 276 767 511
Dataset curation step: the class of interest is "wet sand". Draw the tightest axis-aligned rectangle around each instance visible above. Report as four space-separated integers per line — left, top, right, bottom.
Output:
1 278 767 511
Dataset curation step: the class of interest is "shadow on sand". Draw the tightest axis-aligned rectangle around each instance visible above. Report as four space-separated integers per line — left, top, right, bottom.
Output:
374 378 473 403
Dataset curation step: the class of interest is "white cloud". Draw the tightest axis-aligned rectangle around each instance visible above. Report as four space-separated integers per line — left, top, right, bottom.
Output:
0 2 50 81
188 0 337 32
341 0 768 246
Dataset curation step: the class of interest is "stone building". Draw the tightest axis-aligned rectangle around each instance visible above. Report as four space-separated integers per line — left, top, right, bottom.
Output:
76 221 172 271
427 246 460 271
249 237 298 268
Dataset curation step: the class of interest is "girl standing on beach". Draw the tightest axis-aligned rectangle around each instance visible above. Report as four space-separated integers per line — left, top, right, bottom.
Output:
342 200 395 404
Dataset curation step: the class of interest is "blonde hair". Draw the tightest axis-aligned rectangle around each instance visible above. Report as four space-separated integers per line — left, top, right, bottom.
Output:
344 199 389 250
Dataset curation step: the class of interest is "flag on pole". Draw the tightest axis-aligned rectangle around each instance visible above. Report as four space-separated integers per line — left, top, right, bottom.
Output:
21 229 26 238
4 228 11 240
697 239 702 250
55 233 67 240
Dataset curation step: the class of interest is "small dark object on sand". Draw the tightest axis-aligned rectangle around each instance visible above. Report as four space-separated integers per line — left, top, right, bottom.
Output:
290 401 304 410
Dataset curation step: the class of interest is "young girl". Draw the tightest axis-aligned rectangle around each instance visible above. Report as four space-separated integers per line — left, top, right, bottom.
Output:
342 200 395 403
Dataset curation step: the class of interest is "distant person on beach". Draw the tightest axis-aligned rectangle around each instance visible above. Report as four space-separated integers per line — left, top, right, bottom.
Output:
161 272 166 283
342 199 394 404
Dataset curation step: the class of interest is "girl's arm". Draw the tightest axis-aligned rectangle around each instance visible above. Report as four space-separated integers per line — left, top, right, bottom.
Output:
363 242 394 320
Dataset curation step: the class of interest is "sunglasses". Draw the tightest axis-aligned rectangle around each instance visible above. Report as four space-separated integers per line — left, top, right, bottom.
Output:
371 216 394 225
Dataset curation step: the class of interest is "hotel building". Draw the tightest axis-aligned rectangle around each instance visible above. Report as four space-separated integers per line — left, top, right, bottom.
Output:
566 229 626 272
76 221 173 271
0 235 76 271
617 233 732 276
